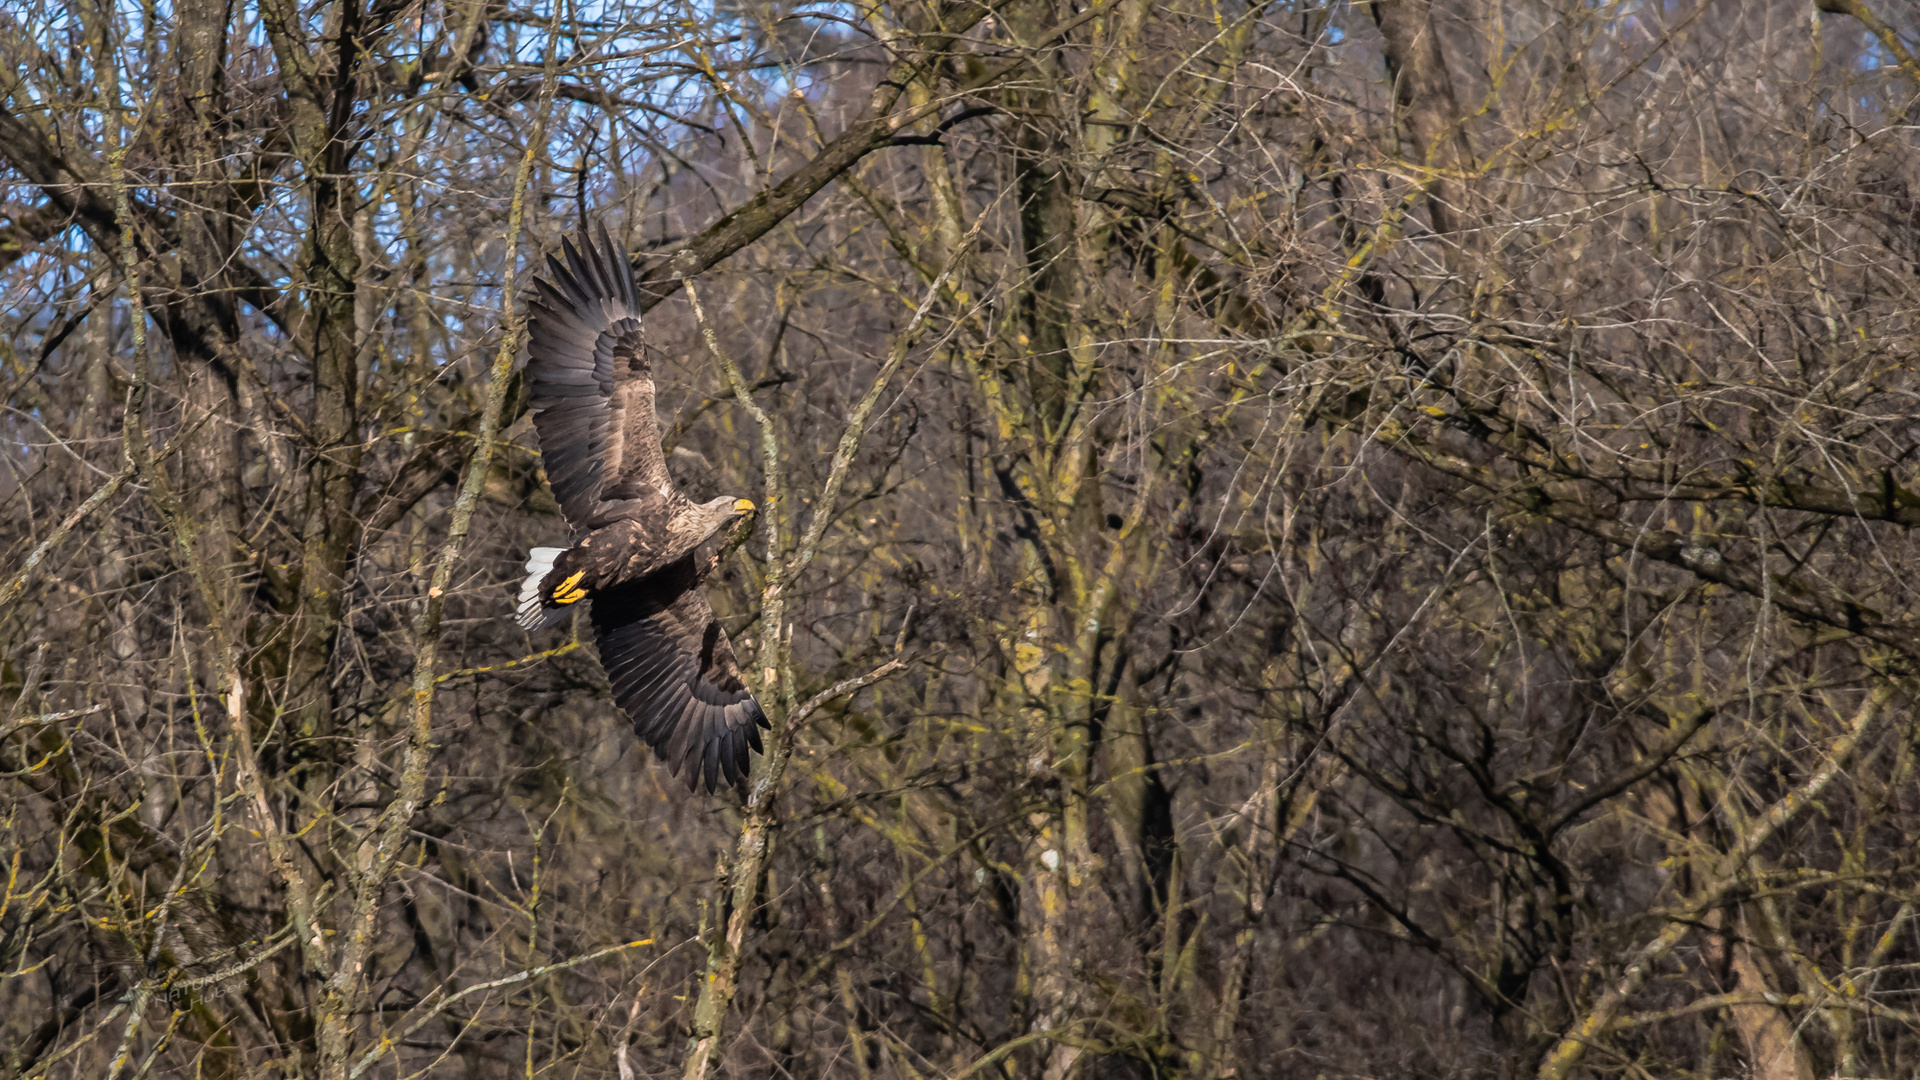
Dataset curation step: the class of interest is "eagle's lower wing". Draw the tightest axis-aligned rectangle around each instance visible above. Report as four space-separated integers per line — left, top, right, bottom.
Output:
523 226 672 529
590 555 768 792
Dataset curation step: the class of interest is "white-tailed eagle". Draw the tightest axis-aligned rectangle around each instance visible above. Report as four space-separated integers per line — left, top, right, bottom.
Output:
515 227 767 793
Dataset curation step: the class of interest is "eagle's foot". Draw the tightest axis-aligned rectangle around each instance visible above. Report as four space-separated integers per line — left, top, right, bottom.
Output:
551 570 589 604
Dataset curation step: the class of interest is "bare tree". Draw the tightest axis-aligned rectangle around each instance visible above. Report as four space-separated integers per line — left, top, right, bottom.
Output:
5 0 1920 1078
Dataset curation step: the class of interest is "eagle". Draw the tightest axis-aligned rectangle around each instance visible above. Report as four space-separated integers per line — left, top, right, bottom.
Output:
514 226 768 793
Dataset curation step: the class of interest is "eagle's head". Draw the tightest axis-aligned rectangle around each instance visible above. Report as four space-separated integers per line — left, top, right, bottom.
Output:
698 495 757 532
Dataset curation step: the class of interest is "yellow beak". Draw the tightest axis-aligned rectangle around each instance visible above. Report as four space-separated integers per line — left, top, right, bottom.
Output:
733 498 756 514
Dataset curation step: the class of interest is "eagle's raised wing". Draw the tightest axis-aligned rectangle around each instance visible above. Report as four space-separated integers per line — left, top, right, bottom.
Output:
523 226 674 530
591 555 769 793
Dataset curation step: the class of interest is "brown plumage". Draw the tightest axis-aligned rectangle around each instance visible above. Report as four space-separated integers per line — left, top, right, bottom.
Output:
515 226 767 793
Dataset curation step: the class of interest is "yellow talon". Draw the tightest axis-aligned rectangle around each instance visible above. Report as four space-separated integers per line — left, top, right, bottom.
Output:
551 571 587 604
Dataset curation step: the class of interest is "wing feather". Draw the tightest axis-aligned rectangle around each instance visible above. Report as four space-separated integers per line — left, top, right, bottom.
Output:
590 555 768 793
523 225 658 529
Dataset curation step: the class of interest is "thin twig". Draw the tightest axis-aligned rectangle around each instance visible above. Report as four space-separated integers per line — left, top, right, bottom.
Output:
784 657 908 736
346 938 654 1079
432 641 583 685
0 703 105 741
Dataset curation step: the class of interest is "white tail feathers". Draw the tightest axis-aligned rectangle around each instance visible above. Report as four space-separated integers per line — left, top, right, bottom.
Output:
516 547 569 630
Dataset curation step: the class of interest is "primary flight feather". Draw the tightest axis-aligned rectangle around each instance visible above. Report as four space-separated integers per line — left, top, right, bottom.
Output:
515 226 767 793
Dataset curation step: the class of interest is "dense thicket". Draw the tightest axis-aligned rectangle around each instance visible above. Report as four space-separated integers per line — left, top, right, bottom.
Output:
4 0 1920 1077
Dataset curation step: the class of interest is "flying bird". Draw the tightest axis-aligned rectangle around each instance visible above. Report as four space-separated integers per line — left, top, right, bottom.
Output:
515 226 767 792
